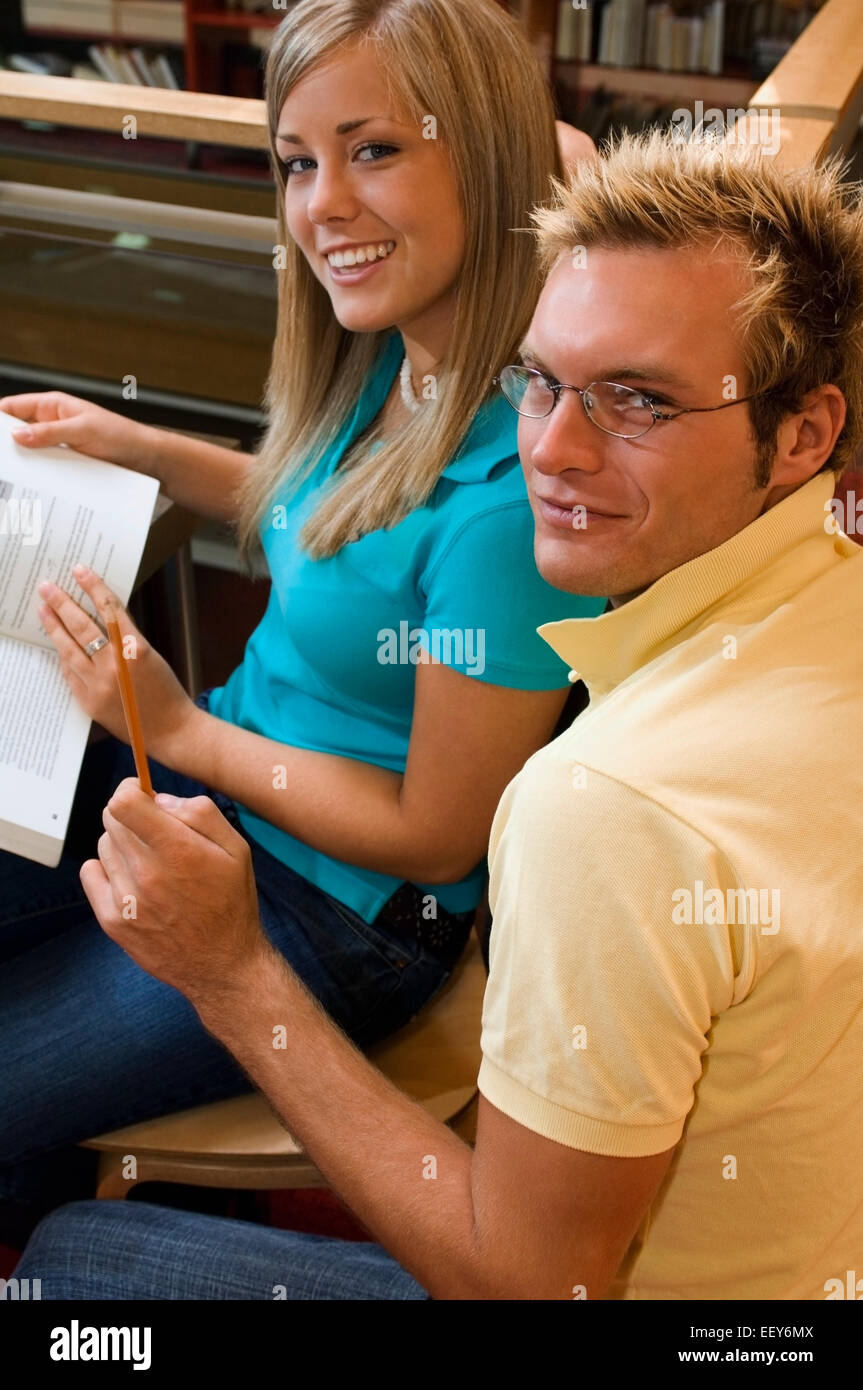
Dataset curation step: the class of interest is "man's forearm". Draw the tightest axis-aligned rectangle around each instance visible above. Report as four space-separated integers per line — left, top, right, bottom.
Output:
194 948 486 1300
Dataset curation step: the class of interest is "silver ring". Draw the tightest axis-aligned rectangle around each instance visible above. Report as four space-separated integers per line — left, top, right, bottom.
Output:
84 635 109 657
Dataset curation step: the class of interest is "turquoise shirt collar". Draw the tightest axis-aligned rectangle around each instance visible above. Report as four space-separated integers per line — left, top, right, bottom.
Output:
361 331 518 485
441 393 519 482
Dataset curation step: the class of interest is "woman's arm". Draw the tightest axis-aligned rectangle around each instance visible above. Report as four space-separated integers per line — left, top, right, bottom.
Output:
135 424 253 526
156 658 570 884
555 120 597 173
38 546 573 887
0 391 251 525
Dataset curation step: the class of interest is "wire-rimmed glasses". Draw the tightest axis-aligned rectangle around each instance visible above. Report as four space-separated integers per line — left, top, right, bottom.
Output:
493 364 772 440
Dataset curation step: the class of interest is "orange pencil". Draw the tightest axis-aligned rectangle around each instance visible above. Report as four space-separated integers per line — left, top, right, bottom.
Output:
104 600 154 798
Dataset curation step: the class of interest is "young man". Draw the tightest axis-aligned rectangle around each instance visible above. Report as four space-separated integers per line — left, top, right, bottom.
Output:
14 128 863 1300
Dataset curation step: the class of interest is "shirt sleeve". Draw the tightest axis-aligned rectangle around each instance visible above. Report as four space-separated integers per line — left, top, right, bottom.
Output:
420 499 606 689
479 766 751 1156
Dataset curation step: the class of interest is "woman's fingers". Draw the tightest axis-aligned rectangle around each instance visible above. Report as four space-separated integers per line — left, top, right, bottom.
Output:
0 390 71 421
38 581 107 654
2 392 87 446
72 566 123 619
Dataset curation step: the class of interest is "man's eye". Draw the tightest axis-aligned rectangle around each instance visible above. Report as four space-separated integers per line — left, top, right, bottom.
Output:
280 156 316 178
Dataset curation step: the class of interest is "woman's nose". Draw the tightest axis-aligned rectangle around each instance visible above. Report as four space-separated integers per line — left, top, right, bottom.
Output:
305 163 361 225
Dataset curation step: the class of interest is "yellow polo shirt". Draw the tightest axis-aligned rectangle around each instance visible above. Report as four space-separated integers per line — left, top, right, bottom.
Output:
478 472 863 1300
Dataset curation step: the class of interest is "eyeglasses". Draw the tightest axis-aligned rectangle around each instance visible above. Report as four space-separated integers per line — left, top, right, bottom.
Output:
493 365 772 440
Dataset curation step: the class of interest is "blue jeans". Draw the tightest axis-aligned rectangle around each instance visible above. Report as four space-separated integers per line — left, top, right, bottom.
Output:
15 1200 430 1299
0 693 462 1240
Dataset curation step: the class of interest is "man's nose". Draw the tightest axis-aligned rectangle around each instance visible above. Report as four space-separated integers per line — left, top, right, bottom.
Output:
527 388 605 476
306 163 361 225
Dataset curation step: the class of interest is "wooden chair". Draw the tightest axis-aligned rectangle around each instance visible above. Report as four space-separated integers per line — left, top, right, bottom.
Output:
81 928 487 1200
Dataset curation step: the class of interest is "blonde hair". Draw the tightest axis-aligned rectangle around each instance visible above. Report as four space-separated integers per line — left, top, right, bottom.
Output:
236 0 561 563
531 127 863 485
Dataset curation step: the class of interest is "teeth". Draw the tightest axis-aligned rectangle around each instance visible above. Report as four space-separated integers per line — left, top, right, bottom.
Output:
328 240 395 269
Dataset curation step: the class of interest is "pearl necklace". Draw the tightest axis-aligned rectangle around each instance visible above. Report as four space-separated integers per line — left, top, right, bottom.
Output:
399 355 421 414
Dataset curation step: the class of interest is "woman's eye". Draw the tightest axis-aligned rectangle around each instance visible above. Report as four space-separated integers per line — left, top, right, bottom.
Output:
356 142 399 163
281 156 316 178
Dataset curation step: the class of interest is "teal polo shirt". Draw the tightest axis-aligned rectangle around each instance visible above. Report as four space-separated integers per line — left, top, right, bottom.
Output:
209 331 605 920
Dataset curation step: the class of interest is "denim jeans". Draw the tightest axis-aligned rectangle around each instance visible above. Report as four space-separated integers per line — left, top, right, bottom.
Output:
0 692 463 1241
15 1199 430 1300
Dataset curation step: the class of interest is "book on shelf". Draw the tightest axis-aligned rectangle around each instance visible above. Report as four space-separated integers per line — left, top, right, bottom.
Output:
0 409 161 868
653 5 675 71
129 45 159 85
85 42 181 87
87 42 122 81
23 0 115 34
556 1 592 62
153 51 180 89
116 2 185 44
249 27 278 51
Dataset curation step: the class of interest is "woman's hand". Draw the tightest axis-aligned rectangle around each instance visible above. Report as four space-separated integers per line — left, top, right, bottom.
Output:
81 778 268 1007
555 120 597 175
37 564 198 763
0 391 161 479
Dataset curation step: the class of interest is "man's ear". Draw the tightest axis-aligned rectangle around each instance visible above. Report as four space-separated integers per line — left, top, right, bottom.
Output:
555 120 597 176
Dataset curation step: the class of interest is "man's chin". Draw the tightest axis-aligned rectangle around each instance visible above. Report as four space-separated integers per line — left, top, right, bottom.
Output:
533 536 620 598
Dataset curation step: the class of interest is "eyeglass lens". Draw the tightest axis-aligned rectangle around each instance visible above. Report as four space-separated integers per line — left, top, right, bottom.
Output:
500 367 656 438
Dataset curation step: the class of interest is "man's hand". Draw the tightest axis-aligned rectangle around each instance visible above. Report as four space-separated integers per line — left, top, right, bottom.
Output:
80 778 269 1007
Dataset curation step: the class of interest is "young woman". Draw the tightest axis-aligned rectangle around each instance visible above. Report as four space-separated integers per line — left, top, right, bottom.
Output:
0 0 603 1241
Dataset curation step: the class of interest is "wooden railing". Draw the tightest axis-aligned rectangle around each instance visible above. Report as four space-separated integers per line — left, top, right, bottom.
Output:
0 71 267 148
748 0 863 166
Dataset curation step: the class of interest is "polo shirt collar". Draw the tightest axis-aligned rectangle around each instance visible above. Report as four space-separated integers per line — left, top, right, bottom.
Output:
440 393 519 482
537 471 838 699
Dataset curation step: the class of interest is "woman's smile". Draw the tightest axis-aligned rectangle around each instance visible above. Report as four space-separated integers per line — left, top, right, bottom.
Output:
324 239 397 283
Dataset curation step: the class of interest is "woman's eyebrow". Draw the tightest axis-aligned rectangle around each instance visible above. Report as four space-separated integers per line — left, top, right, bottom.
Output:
276 116 397 144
